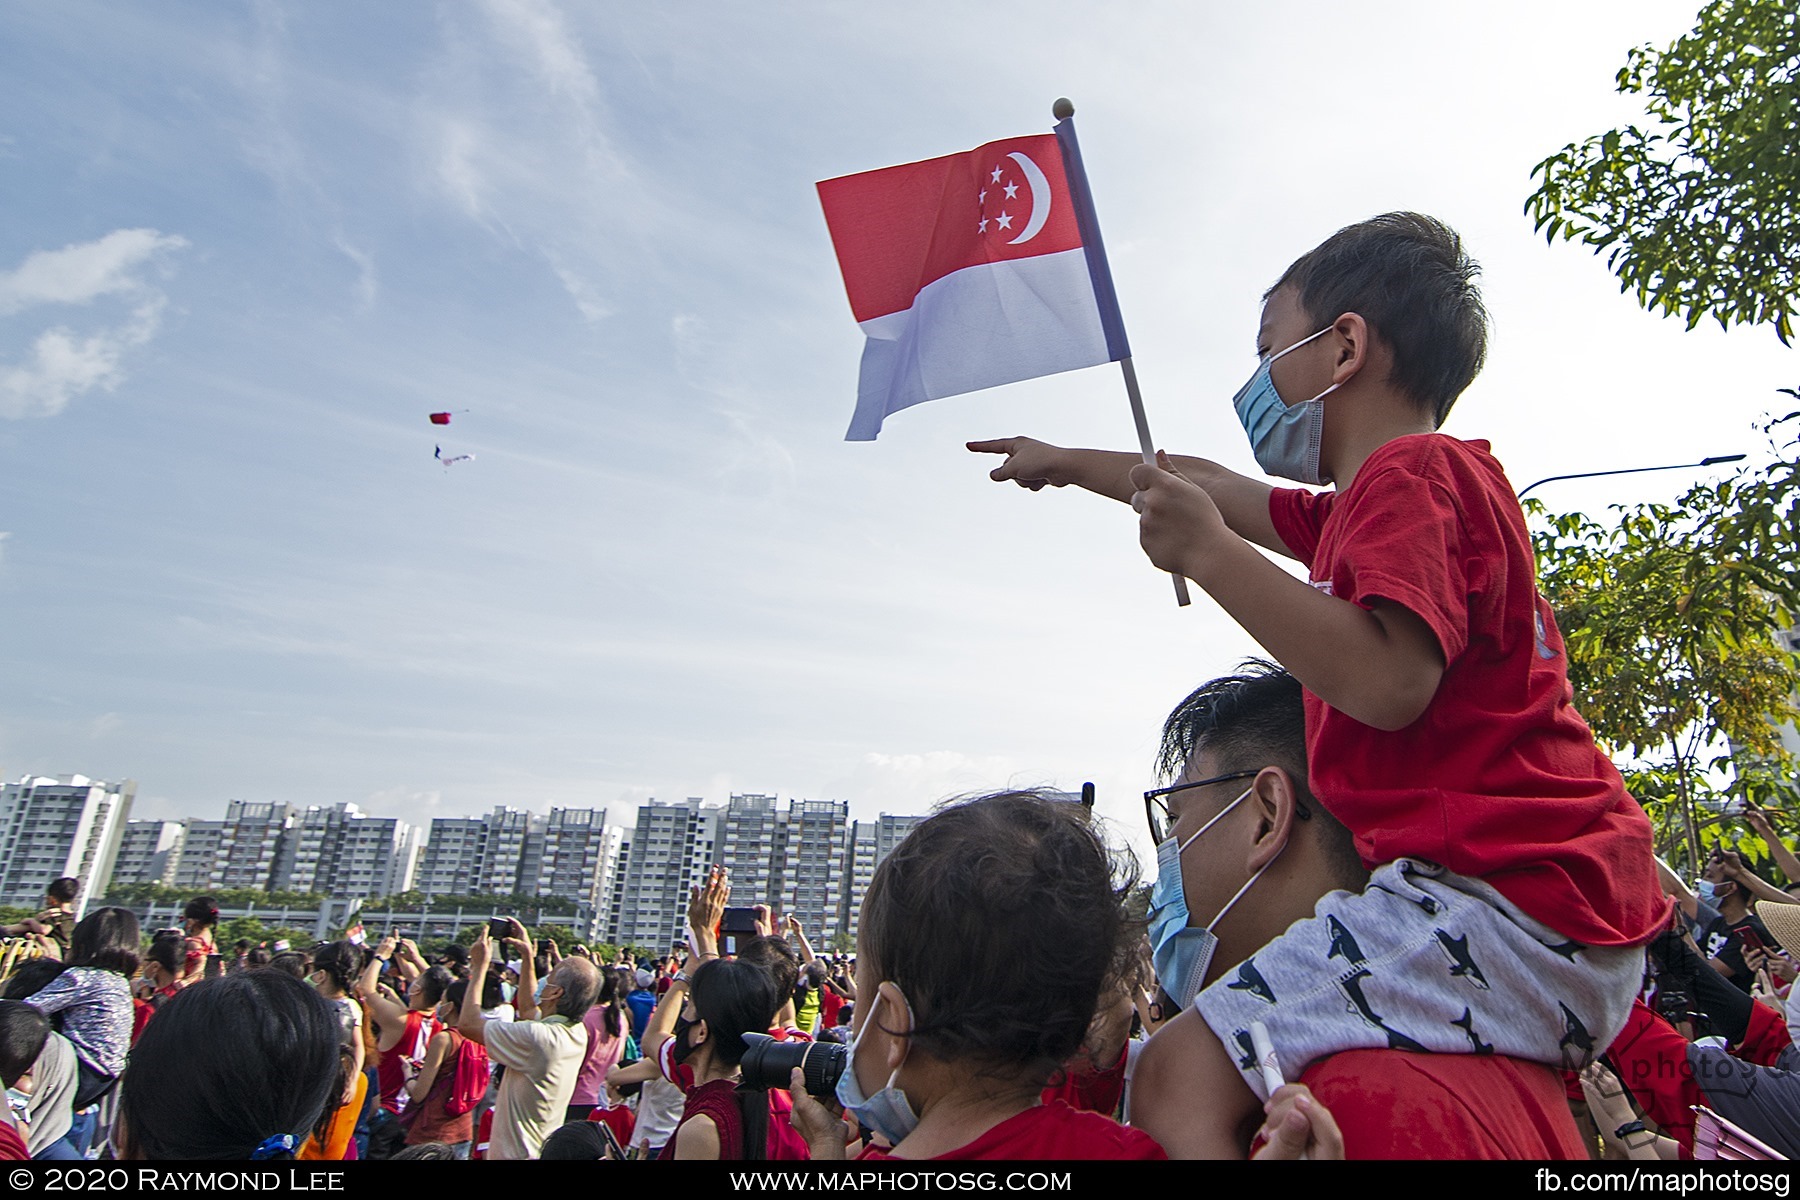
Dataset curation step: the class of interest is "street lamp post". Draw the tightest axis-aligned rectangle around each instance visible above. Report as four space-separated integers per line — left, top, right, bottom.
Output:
1516 454 1746 500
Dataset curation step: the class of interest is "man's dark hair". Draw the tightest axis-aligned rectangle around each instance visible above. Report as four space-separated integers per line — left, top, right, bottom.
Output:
68 906 141 977
415 966 453 1008
119 972 339 1160
0 1001 50 1088
689 958 778 1067
1270 212 1487 425
736 935 800 1022
46 877 80 905
1159 660 1365 885
860 791 1139 1085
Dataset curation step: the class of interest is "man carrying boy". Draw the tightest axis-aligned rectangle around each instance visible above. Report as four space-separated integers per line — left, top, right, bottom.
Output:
971 213 1667 1155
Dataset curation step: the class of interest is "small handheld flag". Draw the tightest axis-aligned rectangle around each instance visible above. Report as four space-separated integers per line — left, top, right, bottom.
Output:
819 100 1189 604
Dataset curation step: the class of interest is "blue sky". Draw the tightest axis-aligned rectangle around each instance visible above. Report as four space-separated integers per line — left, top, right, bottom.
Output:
1 1 1792 865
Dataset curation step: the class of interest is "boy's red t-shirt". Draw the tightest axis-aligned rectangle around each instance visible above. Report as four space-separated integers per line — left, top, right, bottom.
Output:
856 1100 1166 1160
1268 434 1665 947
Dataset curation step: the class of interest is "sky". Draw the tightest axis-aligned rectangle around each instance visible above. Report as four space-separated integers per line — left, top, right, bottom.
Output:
1 1 1793 869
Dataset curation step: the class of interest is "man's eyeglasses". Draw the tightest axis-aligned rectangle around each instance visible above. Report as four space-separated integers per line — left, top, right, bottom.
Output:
1143 769 1310 844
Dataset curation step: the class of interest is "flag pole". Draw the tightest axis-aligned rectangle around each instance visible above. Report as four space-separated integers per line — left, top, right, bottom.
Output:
1052 98 1190 607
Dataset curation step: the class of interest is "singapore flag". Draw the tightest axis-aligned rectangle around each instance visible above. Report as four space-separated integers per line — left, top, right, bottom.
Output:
818 131 1126 441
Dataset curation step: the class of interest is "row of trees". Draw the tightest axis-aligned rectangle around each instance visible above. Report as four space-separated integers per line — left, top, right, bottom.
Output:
1525 0 1799 876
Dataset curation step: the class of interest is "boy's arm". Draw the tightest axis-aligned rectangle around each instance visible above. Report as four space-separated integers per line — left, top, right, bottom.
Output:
969 438 1293 559
1131 454 1444 731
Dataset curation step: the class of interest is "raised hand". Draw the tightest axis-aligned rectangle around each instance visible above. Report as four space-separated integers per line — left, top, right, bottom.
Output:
688 865 730 936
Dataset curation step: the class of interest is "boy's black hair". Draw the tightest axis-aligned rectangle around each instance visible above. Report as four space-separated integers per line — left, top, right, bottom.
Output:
0 1000 50 1087
118 972 339 1159
859 791 1139 1085
68 906 141 977
46 877 81 904
1271 212 1488 426
1159 660 1366 886
689 958 778 1067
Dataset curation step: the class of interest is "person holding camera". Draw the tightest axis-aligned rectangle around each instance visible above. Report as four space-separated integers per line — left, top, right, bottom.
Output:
456 917 599 1159
784 792 1166 1161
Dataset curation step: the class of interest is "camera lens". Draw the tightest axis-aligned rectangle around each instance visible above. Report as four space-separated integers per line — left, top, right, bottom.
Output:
739 1032 848 1098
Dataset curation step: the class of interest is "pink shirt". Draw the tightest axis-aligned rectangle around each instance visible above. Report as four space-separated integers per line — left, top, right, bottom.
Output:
570 1006 625 1106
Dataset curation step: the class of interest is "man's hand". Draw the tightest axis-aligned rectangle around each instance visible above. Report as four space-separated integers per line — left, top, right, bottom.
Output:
1251 1084 1343 1160
787 1068 849 1159
1129 451 1230 580
753 904 773 937
967 437 1076 491
468 927 492 977
786 914 803 939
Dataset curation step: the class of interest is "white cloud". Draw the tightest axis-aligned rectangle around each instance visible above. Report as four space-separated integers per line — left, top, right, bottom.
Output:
0 229 186 315
0 296 168 420
0 230 185 419
480 0 601 112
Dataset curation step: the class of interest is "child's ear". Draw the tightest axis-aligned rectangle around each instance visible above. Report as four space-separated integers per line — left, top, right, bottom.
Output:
1330 311 1371 382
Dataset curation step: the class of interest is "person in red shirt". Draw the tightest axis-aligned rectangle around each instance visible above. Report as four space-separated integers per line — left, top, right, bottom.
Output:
972 214 1663 1155
1130 665 1588 1159
355 938 452 1115
787 793 1165 1161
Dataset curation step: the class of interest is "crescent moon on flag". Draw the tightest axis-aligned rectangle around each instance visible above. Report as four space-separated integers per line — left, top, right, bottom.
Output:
1006 151 1052 245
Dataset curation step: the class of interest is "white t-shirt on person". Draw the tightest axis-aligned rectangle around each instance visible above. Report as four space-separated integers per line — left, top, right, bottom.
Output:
482 1014 585 1160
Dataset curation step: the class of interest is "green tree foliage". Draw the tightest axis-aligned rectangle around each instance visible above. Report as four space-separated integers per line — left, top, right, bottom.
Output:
1525 0 1799 342
103 882 327 909
364 891 577 916
1531 413 1800 875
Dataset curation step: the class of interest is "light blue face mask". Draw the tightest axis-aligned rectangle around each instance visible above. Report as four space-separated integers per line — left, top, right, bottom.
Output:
1232 325 1339 485
1148 785 1278 1008
834 989 919 1146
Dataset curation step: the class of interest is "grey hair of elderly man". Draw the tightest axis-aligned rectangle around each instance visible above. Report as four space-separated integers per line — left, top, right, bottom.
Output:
548 955 602 1019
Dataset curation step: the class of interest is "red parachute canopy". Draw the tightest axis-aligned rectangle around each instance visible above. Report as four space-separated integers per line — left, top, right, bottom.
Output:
429 412 452 425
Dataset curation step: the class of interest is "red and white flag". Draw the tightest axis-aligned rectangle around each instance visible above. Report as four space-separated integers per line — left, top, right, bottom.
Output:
818 125 1128 440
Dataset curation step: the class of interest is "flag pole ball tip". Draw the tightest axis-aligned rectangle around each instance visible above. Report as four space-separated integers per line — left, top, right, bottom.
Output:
1052 98 1075 120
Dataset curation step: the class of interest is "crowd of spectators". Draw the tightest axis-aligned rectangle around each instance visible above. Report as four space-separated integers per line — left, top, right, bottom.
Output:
4 214 1799 1162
